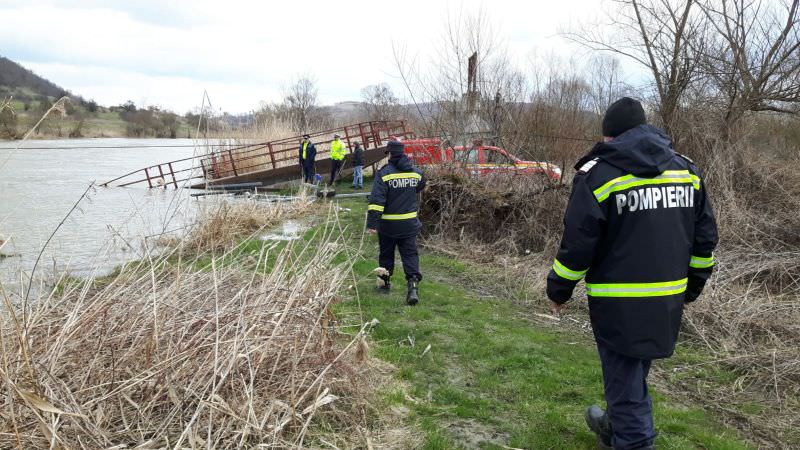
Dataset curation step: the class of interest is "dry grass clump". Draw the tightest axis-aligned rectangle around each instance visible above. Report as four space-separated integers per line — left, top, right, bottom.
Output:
0 203 395 449
678 143 800 408
184 195 313 253
419 170 568 255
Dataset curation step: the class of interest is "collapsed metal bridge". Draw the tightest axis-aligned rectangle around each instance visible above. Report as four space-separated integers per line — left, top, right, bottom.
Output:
101 120 414 189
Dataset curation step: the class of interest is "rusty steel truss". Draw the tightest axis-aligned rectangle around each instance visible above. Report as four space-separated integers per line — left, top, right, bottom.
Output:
101 120 413 189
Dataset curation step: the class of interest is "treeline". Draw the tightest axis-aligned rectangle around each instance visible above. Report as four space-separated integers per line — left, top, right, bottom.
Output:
0 96 197 139
114 101 185 138
0 95 94 139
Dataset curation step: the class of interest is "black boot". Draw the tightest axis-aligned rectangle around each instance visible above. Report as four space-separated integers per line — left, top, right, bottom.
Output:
406 279 420 305
376 275 391 293
585 405 613 449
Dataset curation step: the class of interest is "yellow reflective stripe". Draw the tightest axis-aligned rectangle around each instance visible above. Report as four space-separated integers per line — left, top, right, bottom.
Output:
689 254 714 269
381 212 418 220
368 204 385 212
594 170 700 202
302 141 308 159
689 174 701 190
586 278 688 297
382 172 422 182
552 259 588 281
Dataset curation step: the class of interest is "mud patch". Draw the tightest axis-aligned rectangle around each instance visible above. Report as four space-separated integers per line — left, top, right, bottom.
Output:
446 419 513 449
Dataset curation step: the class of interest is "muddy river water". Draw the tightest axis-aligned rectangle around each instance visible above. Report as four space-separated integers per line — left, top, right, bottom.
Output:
0 138 204 288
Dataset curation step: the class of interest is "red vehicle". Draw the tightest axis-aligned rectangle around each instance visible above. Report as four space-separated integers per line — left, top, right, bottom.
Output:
401 138 562 180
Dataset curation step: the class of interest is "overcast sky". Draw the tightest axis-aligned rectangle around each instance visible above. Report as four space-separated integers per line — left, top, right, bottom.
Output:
0 0 624 113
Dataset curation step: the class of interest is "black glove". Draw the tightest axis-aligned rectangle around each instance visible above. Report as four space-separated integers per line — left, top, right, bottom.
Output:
685 277 705 303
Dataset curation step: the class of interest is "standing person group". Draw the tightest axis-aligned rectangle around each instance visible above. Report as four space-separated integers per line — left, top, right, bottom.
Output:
547 97 718 450
297 133 349 187
367 140 425 305
296 133 427 305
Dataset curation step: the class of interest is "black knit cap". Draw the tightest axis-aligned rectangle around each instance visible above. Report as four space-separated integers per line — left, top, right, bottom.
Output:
602 97 647 138
386 140 404 157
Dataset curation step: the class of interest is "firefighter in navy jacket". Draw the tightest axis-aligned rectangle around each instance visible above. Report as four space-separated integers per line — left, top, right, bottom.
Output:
367 140 426 305
547 98 718 450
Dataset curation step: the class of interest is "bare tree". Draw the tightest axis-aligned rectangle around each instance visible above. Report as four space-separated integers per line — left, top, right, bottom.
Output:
393 7 547 155
283 74 318 132
523 56 597 163
565 0 706 137
360 83 400 121
698 0 800 139
587 55 630 115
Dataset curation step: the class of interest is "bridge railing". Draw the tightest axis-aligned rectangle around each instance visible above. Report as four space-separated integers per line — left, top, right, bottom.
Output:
101 120 413 189
199 120 412 181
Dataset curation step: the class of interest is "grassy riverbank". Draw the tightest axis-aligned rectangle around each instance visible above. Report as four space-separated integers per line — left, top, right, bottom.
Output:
320 190 751 449
1 183 774 448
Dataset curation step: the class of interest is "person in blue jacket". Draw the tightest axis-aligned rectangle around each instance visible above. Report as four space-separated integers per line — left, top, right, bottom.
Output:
367 140 426 305
547 98 718 450
299 134 317 184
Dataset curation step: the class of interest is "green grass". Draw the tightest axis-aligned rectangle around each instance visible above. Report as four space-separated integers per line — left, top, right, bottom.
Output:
88 178 746 449
48 177 753 448
311 185 751 449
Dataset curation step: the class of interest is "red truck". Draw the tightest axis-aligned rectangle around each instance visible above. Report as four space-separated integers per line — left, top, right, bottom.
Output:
400 138 562 180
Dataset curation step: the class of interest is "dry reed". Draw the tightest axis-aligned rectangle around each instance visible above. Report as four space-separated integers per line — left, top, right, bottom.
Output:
0 200 398 449
183 195 313 253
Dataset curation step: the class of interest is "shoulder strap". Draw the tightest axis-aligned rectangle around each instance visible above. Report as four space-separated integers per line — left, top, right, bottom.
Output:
577 157 600 174
675 152 695 164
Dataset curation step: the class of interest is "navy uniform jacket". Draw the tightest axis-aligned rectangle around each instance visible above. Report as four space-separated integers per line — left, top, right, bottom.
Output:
353 146 364 166
367 154 426 238
547 125 718 359
299 141 317 165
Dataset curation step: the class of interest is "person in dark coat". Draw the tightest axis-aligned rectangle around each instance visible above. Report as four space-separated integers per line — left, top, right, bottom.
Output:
351 142 364 189
546 97 718 450
299 134 317 184
367 140 426 305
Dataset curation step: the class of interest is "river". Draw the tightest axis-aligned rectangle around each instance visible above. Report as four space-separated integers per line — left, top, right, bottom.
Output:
0 138 205 290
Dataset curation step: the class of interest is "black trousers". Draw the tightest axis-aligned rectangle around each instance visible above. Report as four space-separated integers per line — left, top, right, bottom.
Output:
329 159 343 185
378 233 421 281
302 162 315 183
597 342 657 450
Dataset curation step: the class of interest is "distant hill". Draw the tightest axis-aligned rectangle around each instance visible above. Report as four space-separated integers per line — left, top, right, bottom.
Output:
0 56 199 140
0 56 71 101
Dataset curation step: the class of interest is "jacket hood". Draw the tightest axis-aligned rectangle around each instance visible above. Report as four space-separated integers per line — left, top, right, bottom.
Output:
389 154 414 171
587 124 675 177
